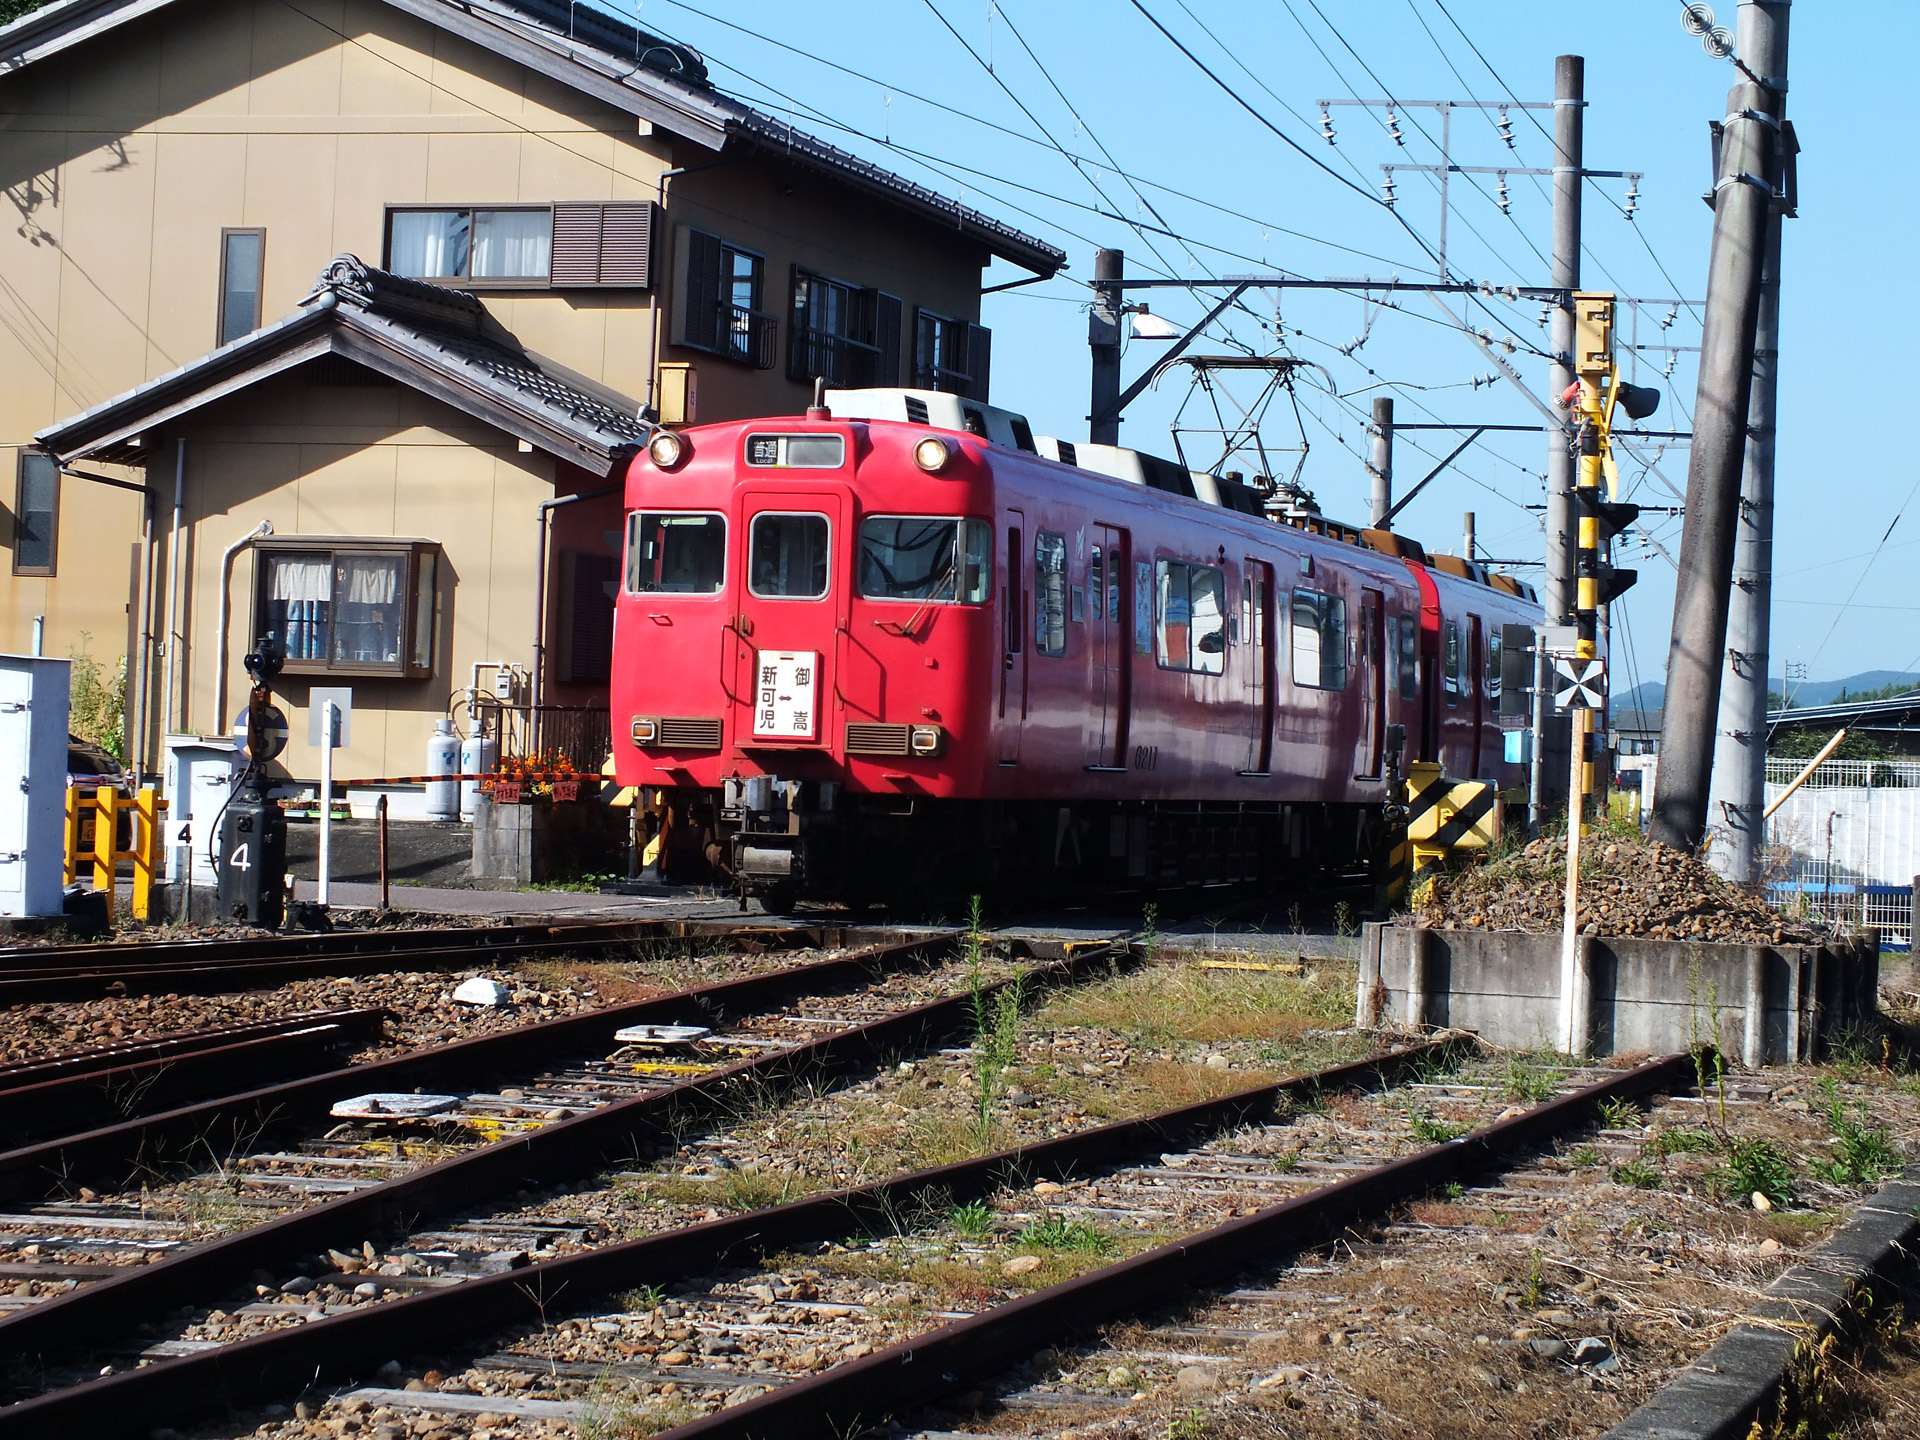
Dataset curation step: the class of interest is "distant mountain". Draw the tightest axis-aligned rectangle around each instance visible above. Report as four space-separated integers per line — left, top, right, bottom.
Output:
1613 673 1920 714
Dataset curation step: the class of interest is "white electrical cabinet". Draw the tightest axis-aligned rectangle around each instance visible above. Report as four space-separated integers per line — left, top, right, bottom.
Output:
0 655 72 918
164 735 240 887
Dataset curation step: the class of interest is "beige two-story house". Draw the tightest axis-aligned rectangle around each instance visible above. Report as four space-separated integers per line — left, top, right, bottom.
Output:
0 0 1063 792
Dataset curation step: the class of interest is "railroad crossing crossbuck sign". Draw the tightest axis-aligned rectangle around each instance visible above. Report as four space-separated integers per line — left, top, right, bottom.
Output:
1552 657 1606 710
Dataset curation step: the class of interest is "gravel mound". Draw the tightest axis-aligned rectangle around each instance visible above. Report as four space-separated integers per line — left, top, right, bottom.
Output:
1407 833 1829 944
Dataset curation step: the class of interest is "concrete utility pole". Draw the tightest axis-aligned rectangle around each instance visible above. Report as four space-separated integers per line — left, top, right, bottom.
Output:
1652 0 1790 852
1707 38 1793 880
1369 397 1394 527
1089 248 1124 446
1545 54 1584 625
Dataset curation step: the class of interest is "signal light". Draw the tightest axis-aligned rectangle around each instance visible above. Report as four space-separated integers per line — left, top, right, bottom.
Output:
913 436 954 473
1576 489 1641 545
647 431 686 469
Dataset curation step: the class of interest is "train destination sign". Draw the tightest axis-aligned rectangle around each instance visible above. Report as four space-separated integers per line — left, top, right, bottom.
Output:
753 650 819 740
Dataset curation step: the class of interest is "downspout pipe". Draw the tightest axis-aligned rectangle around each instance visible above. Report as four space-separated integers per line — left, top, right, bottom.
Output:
161 440 186 738
213 520 274 739
532 481 623 715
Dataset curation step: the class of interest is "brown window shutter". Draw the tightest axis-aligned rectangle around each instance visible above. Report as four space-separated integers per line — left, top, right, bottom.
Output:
683 229 724 351
565 552 619 683
872 292 903 387
965 322 992 402
598 203 654 287
550 204 603 287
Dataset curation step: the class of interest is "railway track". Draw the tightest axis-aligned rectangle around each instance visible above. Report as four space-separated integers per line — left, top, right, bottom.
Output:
0 1010 1715 1438
0 917 869 1004
0 929 1144 1428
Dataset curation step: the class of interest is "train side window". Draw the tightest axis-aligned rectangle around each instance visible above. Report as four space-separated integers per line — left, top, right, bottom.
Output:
1005 526 1023 654
1034 531 1068 656
1442 620 1461 704
1397 614 1418 699
1155 559 1226 676
1089 547 1102 620
1485 625 1502 701
1133 561 1152 654
627 511 726 594
748 513 829 599
1290 588 1347 690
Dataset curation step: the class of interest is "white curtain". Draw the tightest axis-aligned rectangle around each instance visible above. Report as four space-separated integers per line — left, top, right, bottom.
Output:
473 210 552 279
342 557 400 605
269 555 331 602
390 211 469 279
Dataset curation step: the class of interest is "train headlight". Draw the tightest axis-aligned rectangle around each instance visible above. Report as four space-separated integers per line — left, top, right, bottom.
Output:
631 716 659 745
909 724 947 757
648 431 687 469
912 436 954 473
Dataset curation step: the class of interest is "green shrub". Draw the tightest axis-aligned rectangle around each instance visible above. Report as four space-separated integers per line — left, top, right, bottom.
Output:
1714 1138 1797 1207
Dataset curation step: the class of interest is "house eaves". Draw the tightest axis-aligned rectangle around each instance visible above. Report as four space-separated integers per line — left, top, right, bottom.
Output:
1 0 1065 274
36 256 652 477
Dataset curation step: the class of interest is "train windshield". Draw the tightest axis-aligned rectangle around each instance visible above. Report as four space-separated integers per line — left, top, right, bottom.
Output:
626 512 726 594
858 517 990 603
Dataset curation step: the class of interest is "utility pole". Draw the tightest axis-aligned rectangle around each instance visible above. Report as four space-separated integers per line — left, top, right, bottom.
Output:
1707 36 1794 880
1652 1 1790 852
1369 397 1394 527
1089 248 1124 445
1545 55 1584 627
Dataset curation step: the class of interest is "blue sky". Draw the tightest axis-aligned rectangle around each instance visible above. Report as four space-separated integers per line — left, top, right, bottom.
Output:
636 0 1906 693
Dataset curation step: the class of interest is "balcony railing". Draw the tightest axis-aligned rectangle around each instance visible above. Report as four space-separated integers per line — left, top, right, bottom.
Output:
718 304 779 370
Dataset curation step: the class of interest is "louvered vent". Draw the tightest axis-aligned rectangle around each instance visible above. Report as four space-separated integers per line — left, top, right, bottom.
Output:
844 722 912 756
598 204 653 286
657 716 723 750
549 204 603 287
550 203 656 288
903 395 929 424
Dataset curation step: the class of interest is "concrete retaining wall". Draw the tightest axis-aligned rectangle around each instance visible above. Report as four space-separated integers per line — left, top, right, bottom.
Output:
1356 924 1880 1062
470 797 623 886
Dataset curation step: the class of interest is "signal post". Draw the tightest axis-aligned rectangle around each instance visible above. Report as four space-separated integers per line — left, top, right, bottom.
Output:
1554 292 1652 1053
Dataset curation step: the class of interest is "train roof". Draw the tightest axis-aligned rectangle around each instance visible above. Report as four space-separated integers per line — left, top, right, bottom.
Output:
811 388 1536 604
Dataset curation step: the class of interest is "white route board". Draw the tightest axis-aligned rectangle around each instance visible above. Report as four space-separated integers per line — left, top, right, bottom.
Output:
753 651 819 740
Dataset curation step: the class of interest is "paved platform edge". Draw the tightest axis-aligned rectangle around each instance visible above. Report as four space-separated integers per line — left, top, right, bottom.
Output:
1600 1165 1920 1440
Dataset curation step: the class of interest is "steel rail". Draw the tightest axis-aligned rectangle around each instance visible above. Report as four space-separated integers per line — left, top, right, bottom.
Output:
0 1030 1445 1437
674 1050 1702 1440
0 1009 392 1147
0 919 864 1004
0 1010 390 1088
0 930 1029 1370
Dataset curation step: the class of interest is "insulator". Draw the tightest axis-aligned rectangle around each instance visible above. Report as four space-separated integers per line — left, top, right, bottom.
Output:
1624 175 1640 218
1661 305 1677 330
1497 107 1515 149
1381 176 1396 207
1386 108 1404 146
1681 2 1714 38
1704 24 1734 58
1496 173 1510 215
1319 105 1336 145
1664 352 1678 378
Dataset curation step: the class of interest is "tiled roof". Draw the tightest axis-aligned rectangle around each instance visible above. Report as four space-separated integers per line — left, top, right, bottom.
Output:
37 256 652 473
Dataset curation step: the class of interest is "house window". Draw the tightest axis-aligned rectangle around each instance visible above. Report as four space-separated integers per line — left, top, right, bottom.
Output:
913 308 991 400
1156 559 1227 675
254 540 440 676
559 551 619 684
789 269 900 388
1290 588 1347 691
11 451 58 576
679 229 776 368
218 228 265 345
387 205 650 287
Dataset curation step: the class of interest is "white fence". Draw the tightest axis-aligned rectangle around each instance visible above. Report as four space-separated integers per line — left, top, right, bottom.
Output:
1763 758 1920 947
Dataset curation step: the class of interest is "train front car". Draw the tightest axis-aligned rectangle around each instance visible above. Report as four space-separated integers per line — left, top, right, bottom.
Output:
612 411 996 904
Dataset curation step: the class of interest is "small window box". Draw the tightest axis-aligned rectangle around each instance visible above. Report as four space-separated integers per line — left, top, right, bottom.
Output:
254 539 441 678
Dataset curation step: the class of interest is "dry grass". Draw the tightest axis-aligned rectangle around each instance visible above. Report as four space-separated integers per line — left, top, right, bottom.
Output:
1039 960 1355 1048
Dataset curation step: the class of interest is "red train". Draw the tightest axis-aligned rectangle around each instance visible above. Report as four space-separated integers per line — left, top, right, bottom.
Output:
610 388 1539 906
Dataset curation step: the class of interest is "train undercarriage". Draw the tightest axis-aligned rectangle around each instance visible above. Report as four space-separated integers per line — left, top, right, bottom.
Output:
646 780 1398 914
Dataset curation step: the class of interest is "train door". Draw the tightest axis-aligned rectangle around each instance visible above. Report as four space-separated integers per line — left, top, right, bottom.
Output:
731 491 845 751
1467 614 1485 777
1240 559 1275 775
1360 588 1386 778
1086 525 1131 770
998 509 1026 765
